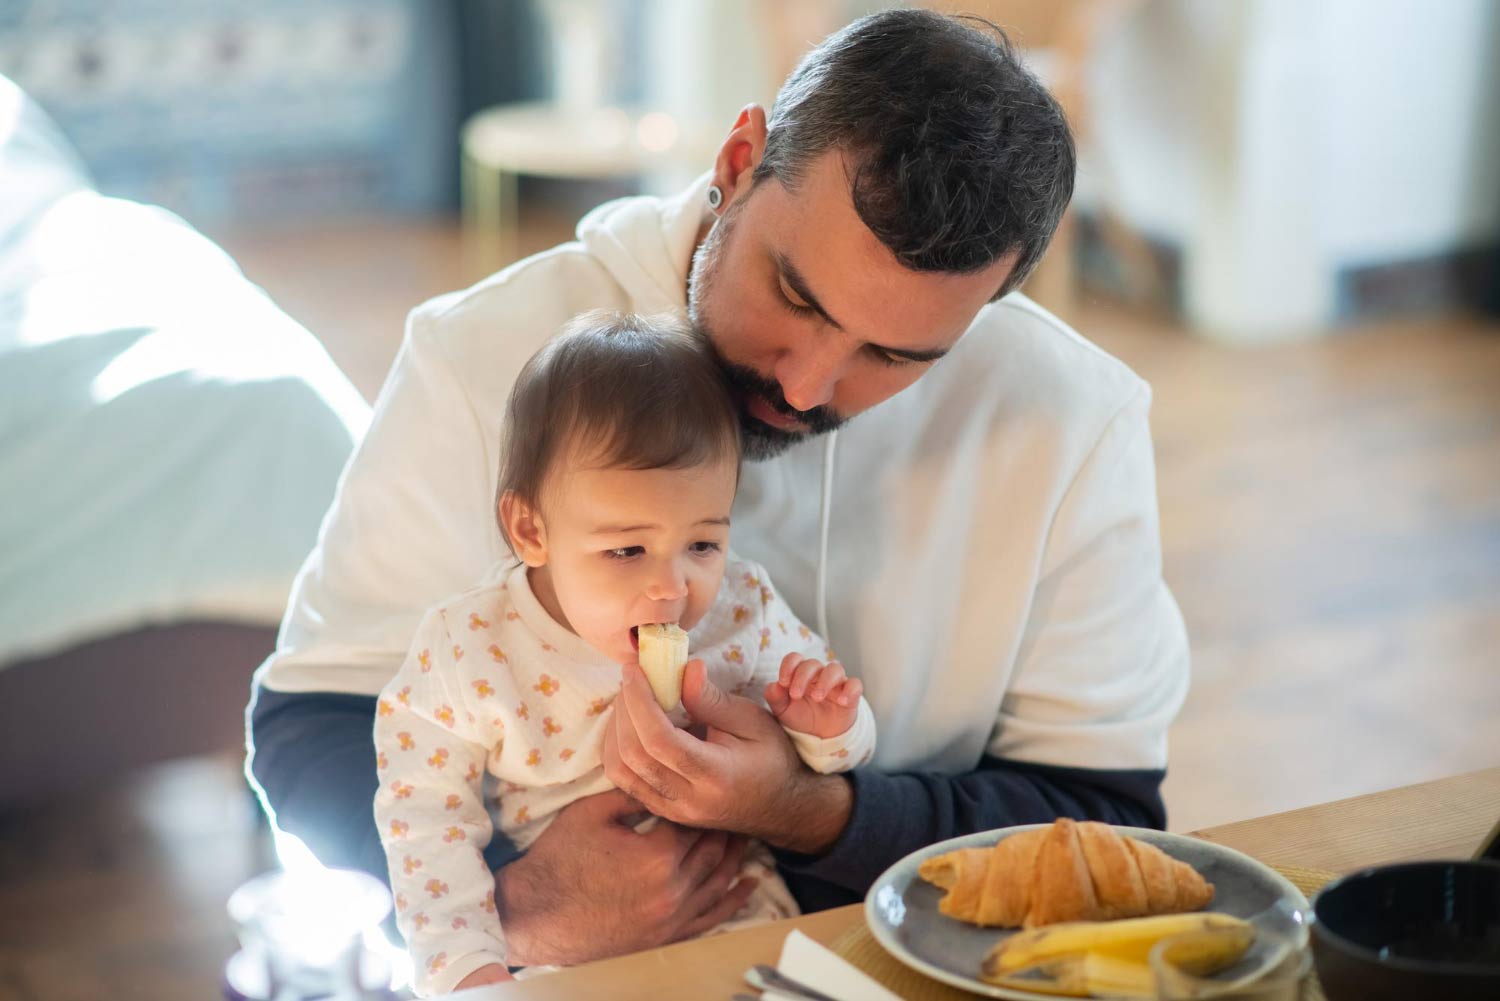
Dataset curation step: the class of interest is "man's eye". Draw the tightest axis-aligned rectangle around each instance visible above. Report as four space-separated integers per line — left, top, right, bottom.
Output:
867 344 916 367
605 547 643 560
777 278 817 317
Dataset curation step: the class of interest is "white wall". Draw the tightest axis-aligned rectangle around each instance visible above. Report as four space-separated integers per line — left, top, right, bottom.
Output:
1087 0 1500 340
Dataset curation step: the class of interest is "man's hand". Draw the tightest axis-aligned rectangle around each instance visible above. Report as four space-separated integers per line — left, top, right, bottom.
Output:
603 661 854 852
494 789 757 967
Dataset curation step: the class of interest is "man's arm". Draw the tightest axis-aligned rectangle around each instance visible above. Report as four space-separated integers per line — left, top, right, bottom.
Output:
772 758 1164 910
246 684 522 883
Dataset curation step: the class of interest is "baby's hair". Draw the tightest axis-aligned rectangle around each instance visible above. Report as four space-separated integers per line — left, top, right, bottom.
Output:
496 310 742 551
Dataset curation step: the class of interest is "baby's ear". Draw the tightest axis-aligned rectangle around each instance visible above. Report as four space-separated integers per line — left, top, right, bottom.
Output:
499 490 548 567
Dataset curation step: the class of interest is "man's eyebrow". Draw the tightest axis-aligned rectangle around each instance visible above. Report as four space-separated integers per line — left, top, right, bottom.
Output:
778 253 845 332
591 516 730 534
777 253 950 364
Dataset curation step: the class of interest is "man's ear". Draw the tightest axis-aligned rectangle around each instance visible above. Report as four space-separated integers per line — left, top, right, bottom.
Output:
498 490 548 568
710 104 768 212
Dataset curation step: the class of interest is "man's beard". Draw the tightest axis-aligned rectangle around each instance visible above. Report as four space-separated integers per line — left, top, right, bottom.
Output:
687 197 848 462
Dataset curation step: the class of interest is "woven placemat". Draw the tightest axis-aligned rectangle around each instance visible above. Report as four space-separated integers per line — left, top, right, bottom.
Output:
828 864 1337 1000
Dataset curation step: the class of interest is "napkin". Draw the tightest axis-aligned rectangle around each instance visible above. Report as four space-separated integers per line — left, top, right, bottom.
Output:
753 929 905 1001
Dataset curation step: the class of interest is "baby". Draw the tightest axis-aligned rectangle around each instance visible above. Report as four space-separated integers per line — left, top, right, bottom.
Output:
373 310 876 995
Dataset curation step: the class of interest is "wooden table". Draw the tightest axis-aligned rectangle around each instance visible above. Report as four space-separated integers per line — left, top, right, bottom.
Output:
458 767 1500 1000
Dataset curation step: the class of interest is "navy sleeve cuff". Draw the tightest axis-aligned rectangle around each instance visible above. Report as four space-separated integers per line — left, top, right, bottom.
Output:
773 757 1166 907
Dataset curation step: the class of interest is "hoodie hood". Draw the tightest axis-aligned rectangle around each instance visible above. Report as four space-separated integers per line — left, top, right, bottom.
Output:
576 172 714 316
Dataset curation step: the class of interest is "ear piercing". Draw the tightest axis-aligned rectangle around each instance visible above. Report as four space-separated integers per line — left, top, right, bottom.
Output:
707 185 724 210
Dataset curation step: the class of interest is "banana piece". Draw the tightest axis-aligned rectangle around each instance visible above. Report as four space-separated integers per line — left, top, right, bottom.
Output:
637 623 689 711
985 912 1254 977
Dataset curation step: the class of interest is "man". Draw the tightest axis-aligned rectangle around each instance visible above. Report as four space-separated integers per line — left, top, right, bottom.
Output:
248 9 1188 967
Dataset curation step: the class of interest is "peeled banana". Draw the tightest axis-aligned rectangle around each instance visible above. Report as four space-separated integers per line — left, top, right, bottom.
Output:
981 912 1255 998
637 623 689 710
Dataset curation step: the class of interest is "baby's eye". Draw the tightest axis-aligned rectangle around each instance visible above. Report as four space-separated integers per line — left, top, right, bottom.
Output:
690 541 723 556
605 546 644 560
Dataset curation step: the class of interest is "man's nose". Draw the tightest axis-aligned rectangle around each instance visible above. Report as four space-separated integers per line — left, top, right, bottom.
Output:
774 338 848 413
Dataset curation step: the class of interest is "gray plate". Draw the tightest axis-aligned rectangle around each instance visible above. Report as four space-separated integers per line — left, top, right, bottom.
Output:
864 824 1310 1000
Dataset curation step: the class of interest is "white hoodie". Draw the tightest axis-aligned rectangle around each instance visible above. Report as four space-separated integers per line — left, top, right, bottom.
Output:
260 175 1188 780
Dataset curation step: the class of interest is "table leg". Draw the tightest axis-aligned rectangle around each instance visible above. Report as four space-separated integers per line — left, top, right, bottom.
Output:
461 151 520 278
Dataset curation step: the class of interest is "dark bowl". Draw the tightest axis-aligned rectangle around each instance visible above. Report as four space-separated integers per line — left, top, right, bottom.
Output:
1311 860 1500 1001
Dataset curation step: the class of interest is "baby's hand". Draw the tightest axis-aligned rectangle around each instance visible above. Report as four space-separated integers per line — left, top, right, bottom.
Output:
764 653 861 739
455 963 514 989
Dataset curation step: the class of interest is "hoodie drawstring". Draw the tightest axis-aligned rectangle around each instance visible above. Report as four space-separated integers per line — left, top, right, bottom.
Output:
815 429 838 644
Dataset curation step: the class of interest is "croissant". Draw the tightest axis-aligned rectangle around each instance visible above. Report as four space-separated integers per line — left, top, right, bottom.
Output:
917 818 1213 928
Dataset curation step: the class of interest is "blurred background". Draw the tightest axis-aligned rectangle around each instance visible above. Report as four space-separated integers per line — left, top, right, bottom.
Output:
1 2 1497 999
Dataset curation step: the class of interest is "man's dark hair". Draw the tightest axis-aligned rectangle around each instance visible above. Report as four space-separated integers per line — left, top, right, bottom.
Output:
495 310 741 551
753 8 1074 299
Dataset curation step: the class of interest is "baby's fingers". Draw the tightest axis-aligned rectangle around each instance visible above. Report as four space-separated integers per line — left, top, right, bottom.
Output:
834 677 863 707
764 679 791 715
788 658 825 700
809 661 847 700
778 652 805 687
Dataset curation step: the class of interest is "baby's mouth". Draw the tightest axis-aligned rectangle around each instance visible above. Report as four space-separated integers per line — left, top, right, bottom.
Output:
629 622 678 652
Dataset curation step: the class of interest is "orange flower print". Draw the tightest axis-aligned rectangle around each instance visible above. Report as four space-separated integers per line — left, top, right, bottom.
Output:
761 585 774 607
444 794 462 811
733 604 750 623
451 644 464 662
586 697 609 717
778 620 787 634
515 805 530 824
834 748 849 758
468 612 490 631
451 917 468 930
434 704 456 728
397 686 412 706
541 642 556 653
487 644 507 664
427 748 449 769
465 762 481 781
742 571 761 590
388 819 409 838
559 747 575 762
402 855 422 875
825 647 837 661
376 699 394 717
391 781 414 799
525 749 541 767
482 890 497 914
533 674 560 697
395 892 408 913
516 701 530 721
418 649 432 673
760 628 772 650
412 912 429 931
471 678 495 699
424 878 449 899
397 732 415 751
798 624 811 641
542 717 562 737
442 826 466 844
725 645 744 665
376 751 389 771
426 952 446 974
506 610 519 621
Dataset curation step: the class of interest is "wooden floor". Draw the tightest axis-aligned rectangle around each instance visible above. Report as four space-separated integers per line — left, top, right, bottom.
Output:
3 211 1497 1001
